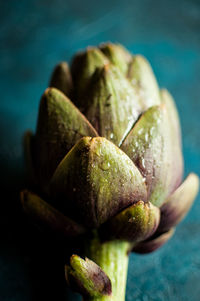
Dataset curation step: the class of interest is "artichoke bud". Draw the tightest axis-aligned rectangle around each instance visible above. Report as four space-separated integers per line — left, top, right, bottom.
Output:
71 47 109 104
102 200 160 242
50 136 147 228
84 63 142 146
158 173 199 233
21 43 199 258
21 190 85 238
34 87 97 187
49 62 73 97
99 42 132 74
133 228 175 254
127 55 161 110
65 255 112 297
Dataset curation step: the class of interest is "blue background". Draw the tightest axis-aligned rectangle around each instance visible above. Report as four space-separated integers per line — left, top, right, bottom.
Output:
0 0 200 300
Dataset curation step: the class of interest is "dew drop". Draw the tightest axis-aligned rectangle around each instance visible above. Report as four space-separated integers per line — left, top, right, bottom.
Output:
138 128 143 135
157 118 161 124
150 126 155 136
147 97 152 104
131 79 137 85
95 147 102 156
101 161 111 171
141 158 146 169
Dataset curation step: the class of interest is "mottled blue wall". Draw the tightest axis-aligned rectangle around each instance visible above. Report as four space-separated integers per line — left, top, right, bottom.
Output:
0 0 200 300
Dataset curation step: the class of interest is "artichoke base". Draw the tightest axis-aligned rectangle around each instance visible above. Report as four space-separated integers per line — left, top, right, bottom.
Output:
83 232 131 301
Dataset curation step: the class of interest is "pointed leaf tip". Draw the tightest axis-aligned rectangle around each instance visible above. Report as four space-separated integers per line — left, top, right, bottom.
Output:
99 42 132 74
65 255 112 297
160 88 183 191
158 173 199 233
85 64 142 146
133 228 175 254
49 61 73 97
102 200 160 243
71 47 109 105
20 190 85 238
35 87 97 187
121 105 172 207
127 55 161 110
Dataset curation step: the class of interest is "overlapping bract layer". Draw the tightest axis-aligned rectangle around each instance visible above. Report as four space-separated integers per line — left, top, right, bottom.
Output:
22 43 199 258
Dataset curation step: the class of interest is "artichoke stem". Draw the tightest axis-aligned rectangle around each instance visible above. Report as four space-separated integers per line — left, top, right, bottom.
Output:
83 232 131 301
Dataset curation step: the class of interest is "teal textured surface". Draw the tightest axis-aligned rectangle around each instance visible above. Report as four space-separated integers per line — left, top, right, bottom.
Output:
0 0 200 300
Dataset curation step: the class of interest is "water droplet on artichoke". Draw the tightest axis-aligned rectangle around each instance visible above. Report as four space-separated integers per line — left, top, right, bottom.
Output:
101 161 111 171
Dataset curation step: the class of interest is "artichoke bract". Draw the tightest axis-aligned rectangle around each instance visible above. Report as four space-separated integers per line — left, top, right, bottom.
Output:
21 43 199 301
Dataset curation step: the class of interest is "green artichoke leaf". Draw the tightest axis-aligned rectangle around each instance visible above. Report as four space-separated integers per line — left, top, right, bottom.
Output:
160 89 181 144
20 190 85 238
71 47 109 105
23 131 36 186
160 88 183 191
49 61 73 97
84 64 142 146
65 255 112 297
35 87 98 187
50 137 147 228
133 228 175 254
102 200 160 243
99 42 132 75
127 55 161 110
158 173 199 233
121 105 173 207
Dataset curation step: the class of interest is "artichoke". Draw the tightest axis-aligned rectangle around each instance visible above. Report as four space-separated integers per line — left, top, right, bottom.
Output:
20 43 199 301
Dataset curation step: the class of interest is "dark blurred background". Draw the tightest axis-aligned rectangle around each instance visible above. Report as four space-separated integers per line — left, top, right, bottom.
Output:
0 0 200 300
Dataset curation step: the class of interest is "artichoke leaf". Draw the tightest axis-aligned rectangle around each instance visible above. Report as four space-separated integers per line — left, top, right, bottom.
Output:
50 137 147 228
71 47 109 105
160 89 181 145
160 88 183 191
158 173 199 233
35 87 98 186
84 64 142 146
20 190 85 238
133 228 175 254
127 55 161 110
121 105 172 207
49 61 73 97
102 200 160 243
99 42 132 75
65 255 112 297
